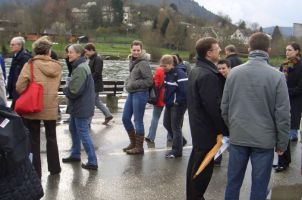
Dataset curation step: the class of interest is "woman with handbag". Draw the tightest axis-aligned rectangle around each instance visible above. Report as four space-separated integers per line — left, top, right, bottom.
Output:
16 36 62 178
145 55 173 143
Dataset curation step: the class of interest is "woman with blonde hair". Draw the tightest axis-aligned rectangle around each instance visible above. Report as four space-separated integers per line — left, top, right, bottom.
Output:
145 55 173 143
16 36 62 178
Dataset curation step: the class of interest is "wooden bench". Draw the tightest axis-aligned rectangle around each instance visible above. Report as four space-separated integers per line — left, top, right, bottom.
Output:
59 80 124 112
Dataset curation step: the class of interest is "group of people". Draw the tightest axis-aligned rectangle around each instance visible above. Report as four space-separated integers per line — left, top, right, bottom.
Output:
0 32 301 200
1 36 116 179
187 33 301 200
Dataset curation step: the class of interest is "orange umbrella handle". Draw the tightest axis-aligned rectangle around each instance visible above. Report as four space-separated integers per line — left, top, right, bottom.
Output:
193 134 223 179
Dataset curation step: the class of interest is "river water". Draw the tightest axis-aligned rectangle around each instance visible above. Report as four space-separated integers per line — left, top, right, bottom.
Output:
4 59 159 81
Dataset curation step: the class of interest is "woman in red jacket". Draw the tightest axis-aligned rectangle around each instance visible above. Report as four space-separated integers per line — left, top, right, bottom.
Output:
145 55 173 143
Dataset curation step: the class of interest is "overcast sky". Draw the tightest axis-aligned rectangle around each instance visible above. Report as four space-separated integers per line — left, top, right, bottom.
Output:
196 0 302 27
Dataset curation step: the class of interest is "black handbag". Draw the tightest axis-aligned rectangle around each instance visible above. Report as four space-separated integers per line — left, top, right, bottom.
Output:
148 83 163 105
0 105 29 174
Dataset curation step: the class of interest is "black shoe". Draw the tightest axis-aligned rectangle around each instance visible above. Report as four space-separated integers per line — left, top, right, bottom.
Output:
165 151 182 158
275 166 287 173
81 163 98 170
290 137 298 142
103 116 113 125
272 164 278 169
63 118 70 124
214 161 221 167
50 169 61 175
183 138 187 146
62 156 81 163
145 137 154 143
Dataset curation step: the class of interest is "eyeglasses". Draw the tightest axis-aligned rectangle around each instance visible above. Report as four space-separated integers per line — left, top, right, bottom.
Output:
160 65 167 68
209 47 221 52
10 43 18 46
286 49 294 51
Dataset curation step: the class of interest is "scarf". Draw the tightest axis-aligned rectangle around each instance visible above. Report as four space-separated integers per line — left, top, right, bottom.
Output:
281 57 299 79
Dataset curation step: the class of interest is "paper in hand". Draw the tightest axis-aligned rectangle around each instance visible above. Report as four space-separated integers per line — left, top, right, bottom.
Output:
214 136 230 160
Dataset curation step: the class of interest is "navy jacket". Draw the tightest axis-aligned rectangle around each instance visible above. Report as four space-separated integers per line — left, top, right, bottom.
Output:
164 63 188 108
0 55 6 80
7 49 32 99
226 54 242 68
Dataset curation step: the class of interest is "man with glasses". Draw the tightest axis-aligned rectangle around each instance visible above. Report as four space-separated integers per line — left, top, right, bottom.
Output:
7 36 31 109
186 37 228 200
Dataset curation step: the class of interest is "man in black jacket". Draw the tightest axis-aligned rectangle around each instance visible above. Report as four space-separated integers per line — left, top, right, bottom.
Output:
84 43 113 125
7 36 32 109
225 44 242 68
186 37 228 200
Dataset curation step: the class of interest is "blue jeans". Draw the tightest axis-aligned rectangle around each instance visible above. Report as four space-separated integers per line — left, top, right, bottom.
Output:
122 91 148 135
289 129 298 139
69 116 98 165
225 144 274 200
146 105 164 141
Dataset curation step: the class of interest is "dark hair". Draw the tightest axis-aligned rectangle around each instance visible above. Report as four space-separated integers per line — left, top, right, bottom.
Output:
249 32 270 52
172 55 179 66
217 59 231 68
172 53 183 63
225 44 236 53
195 37 218 58
131 40 143 49
65 44 71 53
84 43 96 51
288 42 301 57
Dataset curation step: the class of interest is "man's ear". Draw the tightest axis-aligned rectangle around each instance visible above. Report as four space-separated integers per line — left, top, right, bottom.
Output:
248 47 251 52
267 47 271 53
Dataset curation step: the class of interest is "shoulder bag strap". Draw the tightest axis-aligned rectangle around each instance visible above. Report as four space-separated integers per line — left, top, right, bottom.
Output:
29 61 34 83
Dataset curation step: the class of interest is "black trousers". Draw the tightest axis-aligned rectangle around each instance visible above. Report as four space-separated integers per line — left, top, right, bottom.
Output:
186 147 214 200
163 104 187 155
23 119 61 178
278 140 291 167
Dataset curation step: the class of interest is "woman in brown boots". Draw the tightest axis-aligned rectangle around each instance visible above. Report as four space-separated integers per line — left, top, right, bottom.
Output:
122 40 153 155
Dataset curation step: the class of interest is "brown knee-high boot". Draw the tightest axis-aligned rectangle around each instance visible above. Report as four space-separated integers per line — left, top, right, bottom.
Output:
126 135 144 155
123 130 136 152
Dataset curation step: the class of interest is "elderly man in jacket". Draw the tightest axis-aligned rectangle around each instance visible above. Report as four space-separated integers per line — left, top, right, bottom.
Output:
221 32 290 200
7 36 32 109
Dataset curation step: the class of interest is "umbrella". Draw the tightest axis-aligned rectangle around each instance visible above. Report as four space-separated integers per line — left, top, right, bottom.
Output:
193 134 223 179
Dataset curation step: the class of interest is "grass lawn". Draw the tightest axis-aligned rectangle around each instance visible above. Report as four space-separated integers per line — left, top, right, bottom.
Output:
21 39 284 64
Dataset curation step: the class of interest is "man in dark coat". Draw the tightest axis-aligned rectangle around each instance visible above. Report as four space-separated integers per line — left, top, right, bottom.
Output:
7 36 32 109
225 44 242 68
186 37 228 200
84 43 113 125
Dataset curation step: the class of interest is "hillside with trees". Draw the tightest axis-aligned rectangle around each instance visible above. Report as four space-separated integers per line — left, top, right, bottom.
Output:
0 0 300 62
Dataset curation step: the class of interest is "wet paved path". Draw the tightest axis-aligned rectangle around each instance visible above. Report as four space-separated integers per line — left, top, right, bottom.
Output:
38 101 301 200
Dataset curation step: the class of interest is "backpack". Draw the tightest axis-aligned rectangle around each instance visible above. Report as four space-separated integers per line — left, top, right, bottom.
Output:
0 105 29 176
148 83 164 105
